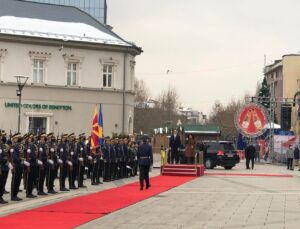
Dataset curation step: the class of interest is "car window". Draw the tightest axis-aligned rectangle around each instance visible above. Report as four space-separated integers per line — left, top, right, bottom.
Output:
221 143 235 151
206 142 221 153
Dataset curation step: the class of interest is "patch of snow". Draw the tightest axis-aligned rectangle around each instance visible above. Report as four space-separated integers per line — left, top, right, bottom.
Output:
0 16 130 46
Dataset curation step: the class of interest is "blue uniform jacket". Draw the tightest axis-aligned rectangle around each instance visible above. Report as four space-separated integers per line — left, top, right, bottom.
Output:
137 143 153 166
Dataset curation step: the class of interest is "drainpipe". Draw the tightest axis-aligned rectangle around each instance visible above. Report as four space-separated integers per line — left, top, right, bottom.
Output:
122 50 127 134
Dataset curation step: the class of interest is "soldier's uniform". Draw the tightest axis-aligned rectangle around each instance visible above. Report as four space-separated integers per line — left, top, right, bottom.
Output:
86 137 93 179
91 146 100 185
47 133 58 194
58 134 69 191
68 134 78 189
37 134 48 195
77 134 86 188
110 140 117 180
103 138 111 182
24 134 38 198
0 132 9 204
10 133 24 201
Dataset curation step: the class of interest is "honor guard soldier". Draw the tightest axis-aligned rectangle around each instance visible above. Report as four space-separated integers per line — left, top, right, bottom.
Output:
47 133 58 194
110 139 117 180
10 133 24 201
68 133 78 189
0 132 9 204
58 134 70 191
103 137 111 182
115 139 122 179
137 137 153 191
0 131 9 195
86 136 93 179
24 134 38 198
37 133 48 195
123 138 129 178
77 133 87 188
91 144 100 185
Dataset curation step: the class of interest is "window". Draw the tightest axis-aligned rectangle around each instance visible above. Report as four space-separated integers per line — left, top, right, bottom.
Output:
103 65 113 88
67 63 77 86
33 59 44 83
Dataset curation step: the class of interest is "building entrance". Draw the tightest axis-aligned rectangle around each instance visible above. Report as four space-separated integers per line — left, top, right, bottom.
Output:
28 117 47 135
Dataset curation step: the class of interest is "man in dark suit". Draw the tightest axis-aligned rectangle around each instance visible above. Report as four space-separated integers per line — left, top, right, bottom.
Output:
245 143 256 169
137 137 153 190
169 129 181 164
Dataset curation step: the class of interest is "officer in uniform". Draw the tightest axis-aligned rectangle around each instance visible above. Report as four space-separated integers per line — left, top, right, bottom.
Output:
102 137 111 182
137 137 153 190
37 133 48 195
0 132 9 204
77 133 86 188
91 144 100 185
10 133 24 201
123 138 129 178
47 133 58 194
115 139 121 179
86 136 93 179
68 133 78 189
110 139 117 180
0 131 9 195
58 134 69 191
24 134 38 198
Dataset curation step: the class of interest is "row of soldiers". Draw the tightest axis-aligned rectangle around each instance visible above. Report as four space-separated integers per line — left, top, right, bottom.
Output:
0 131 139 204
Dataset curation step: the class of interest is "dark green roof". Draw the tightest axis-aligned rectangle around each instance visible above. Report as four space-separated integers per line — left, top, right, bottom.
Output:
183 125 221 135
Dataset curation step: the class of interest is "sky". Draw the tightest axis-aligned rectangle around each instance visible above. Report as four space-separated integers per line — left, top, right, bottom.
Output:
108 0 300 115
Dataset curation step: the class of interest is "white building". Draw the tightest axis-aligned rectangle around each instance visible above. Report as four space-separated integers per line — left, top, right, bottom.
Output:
0 0 142 136
177 106 206 124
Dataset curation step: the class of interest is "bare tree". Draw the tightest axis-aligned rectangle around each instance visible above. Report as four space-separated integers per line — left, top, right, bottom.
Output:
134 78 149 104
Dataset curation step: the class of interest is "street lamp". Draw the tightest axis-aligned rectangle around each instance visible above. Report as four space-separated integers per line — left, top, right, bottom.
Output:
15 76 28 133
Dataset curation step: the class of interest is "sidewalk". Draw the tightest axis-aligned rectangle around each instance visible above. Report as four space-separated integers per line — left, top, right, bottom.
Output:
78 161 300 229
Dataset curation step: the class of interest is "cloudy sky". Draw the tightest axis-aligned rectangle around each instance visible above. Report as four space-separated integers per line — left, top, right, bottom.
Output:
108 0 300 115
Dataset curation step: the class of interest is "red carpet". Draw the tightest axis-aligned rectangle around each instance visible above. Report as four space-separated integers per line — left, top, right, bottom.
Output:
205 172 293 178
0 176 195 229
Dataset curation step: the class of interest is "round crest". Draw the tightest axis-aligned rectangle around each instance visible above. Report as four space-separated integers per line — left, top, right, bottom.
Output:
235 103 269 138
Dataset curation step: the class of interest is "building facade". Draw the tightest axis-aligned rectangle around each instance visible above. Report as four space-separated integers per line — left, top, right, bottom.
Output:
264 54 300 133
0 0 142 136
22 0 107 24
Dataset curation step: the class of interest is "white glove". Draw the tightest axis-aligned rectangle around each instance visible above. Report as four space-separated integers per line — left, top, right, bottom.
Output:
8 162 13 170
80 147 83 151
0 149 2 154
88 156 93 160
24 161 30 167
10 149 14 153
70 151 74 156
50 148 54 152
27 149 31 153
37 160 43 165
60 148 63 152
48 159 54 165
90 147 93 150
58 159 63 164
79 157 84 162
39 147 43 152
67 161 73 166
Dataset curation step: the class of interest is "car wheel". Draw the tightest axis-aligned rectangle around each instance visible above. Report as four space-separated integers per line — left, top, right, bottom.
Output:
205 159 214 169
224 166 233 170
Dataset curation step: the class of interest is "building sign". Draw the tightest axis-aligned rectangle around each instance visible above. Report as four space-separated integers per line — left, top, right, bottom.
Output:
235 103 268 138
4 102 72 111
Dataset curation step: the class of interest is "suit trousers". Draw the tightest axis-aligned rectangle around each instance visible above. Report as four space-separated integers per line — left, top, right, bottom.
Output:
139 165 150 188
246 158 255 169
11 166 23 198
171 149 179 164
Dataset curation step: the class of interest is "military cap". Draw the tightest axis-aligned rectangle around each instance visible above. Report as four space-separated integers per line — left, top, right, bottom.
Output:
28 133 34 138
23 133 28 138
105 136 110 140
12 133 21 139
68 133 75 138
47 132 54 137
62 134 68 138
0 130 6 136
79 133 86 138
40 133 47 138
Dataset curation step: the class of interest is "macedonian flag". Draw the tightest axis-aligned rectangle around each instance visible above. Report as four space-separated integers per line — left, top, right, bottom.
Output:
91 105 100 154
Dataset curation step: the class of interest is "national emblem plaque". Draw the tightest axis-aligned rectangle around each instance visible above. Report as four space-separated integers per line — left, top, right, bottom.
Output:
235 103 269 138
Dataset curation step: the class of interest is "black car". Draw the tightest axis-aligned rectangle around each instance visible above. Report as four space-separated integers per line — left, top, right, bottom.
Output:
203 141 240 169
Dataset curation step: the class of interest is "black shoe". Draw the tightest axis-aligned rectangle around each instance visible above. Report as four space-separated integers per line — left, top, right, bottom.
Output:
70 186 78 190
18 189 23 192
60 188 70 191
91 182 98 185
78 185 87 188
4 190 9 194
140 187 143 191
26 194 37 198
11 196 22 201
48 190 58 194
146 185 150 189
38 192 48 196
0 197 8 204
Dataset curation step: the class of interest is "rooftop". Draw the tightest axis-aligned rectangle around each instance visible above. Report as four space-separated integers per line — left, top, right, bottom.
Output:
0 0 140 49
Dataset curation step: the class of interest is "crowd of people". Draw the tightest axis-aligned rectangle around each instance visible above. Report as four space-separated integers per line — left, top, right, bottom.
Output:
0 130 149 204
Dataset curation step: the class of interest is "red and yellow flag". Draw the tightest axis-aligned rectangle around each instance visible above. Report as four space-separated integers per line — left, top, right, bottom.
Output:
91 105 100 154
